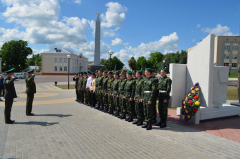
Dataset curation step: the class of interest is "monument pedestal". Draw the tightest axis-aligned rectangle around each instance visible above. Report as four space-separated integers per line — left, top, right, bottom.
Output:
91 65 103 72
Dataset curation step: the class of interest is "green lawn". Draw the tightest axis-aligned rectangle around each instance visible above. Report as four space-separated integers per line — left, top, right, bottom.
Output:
55 84 75 89
229 72 238 78
227 86 238 100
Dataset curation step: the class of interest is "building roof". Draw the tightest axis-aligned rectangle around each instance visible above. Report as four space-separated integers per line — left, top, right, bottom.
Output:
41 48 88 59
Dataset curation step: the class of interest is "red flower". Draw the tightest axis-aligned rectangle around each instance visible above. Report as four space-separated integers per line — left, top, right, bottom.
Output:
189 100 193 105
193 108 197 112
194 96 199 100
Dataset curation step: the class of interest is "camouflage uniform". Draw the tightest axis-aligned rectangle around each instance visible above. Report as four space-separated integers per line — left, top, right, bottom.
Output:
151 75 158 123
102 76 109 109
119 78 127 113
157 76 172 121
141 76 157 123
107 76 114 109
78 77 83 103
135 77 144 120
97 75 104 107
124 78 136 116
82 76 88 104
95 75 98 105
113 77 120 111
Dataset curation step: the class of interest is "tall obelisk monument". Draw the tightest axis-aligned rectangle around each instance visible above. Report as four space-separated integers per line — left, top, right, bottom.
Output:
92 12 103 72
94 12 101 65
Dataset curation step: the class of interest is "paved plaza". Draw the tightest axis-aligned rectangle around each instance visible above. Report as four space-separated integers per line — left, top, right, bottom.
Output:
0 81 240 159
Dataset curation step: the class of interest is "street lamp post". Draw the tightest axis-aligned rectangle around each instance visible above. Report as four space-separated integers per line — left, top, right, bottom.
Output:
108 50 113 70
67 54 71 89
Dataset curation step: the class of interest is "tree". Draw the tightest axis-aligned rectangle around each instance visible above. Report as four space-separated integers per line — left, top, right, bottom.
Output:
0 40 32 72
148 52 164 70
103 56 124 70
26 54 42 67
172 51 180 63
162 53 172 73
128 57 137 70
136 56 147 70
100 58 106 65
179 50 188 64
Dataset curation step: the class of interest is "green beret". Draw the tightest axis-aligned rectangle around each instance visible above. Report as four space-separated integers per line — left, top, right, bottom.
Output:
137 70 142 74
99 69 103 72
79 72 83 75
114 71 119 75
91 72 96 76
27 69 34 73
108 71 113 74
146 68 152 72
83 72 87 74
162 68 167 72
127 71 132 75
87 71 91 74
104 71 108 73
5 68 14 73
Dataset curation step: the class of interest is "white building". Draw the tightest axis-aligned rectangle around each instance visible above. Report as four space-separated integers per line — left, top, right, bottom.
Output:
41 48 88 75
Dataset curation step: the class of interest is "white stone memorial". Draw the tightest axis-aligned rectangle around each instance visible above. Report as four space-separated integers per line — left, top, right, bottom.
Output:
169 34 240 124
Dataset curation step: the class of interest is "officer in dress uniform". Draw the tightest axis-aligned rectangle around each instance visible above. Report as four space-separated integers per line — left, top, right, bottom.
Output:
156 68 172 128
4 68 17 124
141 68 157 130
86 71 92 106
25 69 36 116
124 71 136 122
73 73 79 101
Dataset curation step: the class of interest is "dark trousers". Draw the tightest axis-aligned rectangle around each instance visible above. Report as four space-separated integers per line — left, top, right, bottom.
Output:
0 85 4 97
91 90 97 107
4 98 13 123
76 89 79 100
26 94 34 115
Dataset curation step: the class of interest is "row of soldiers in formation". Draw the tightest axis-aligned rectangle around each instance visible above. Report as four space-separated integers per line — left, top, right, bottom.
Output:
73 68 172 130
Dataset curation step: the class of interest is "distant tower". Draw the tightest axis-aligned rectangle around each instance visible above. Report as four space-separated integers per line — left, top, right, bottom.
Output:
94 12 101 65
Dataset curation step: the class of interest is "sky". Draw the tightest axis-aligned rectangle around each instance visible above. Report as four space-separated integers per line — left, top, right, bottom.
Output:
0 0 240 68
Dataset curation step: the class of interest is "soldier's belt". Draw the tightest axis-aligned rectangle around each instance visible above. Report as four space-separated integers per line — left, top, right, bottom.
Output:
159 90 167 93
144 91 152 93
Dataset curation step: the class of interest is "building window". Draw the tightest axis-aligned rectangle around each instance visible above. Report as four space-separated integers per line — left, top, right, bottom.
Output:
64 66 67 71
224 63 229 66
54 66 57 71
232 54 238 59
225 46 230 50
59 66 62 71
224 54 229 59
64 58 67 63
233 46 238 50
54 58 57 63
232 63 237 67
60 58 62 63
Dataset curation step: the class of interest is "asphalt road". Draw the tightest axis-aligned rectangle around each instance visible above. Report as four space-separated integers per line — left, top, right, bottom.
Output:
14 75 76 84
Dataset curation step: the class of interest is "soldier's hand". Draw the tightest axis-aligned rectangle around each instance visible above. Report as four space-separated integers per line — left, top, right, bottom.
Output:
123 96 125 99
130 98 133 101
139 99 141 102
148 101 152 104
116 95 119 98
163 99 167 103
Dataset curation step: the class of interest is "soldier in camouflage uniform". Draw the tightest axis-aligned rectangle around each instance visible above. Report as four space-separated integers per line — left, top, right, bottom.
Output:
124 71 136 122
151 70 158 124
119 71 127 119
25 69 36 116
94 70 99 109
141 68 157 130
133 70 145 126
86 71 92 106
82 72 88 104
102 71 109 112
78 72 83 103
97 69 104 110
107 71 114 114
112 71 120 117
156 68 172 128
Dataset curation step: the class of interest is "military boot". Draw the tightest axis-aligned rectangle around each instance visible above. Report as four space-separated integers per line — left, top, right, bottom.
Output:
105 107 109 112
160 119 167 128
115 110 119 117
125 115 130 121
128 115 133 122
155 118 164 126
142 122 148 128
108 108 113 114
137 119 143 126
146 121 152 130
120 113 126 119
152 118 157 124
133 118 139 124
118 112 123 118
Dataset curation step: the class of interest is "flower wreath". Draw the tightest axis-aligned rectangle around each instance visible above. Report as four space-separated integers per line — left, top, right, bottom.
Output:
180 83 200 121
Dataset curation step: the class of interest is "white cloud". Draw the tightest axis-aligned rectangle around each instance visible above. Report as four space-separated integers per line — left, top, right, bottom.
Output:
74 0 81 4
0 0 88 48
196 24 201 28
192 39 195 42
111 38 128 46
201 24 238 36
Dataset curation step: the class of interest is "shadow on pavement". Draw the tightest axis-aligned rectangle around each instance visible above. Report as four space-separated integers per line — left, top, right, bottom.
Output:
15 121 59 126
34 114 73 118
